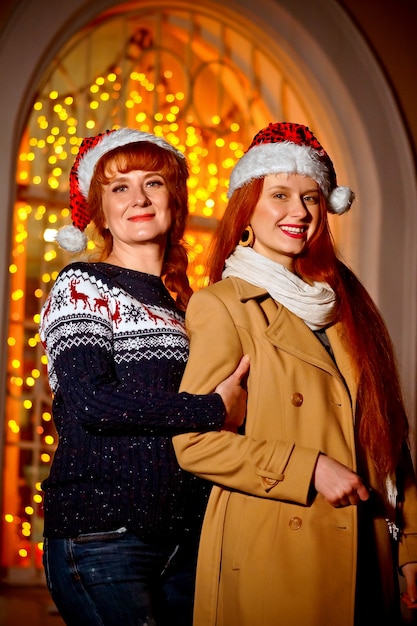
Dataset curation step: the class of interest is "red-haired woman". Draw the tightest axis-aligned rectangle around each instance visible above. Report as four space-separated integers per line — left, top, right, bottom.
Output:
173 122 417 626
39 128 248 626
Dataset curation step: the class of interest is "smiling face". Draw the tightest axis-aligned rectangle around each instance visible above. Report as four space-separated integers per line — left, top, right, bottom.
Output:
101 166 172 251
251 172 321 270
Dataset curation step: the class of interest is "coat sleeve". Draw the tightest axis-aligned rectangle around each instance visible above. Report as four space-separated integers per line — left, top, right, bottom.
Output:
173 286 320 505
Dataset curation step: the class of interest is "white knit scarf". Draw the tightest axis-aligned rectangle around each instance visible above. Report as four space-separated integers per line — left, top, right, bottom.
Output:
222 246 337 331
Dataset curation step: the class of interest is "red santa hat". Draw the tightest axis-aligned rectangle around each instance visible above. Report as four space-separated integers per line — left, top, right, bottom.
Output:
228 122 355 214
56 127 186 252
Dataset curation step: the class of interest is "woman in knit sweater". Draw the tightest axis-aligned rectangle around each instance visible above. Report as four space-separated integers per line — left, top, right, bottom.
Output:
39 128 248 626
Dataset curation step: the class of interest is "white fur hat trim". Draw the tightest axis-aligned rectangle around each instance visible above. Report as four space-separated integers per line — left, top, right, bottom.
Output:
228 141 354 214
77 128 185 199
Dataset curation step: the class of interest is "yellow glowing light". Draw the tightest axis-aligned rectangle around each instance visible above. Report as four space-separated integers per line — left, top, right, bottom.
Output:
18 549 28 558
45 435 55 445
41 355 48 365
34 101 42 110
22 521 31 530
8 420 20 434
101 93 110 101
11 295 23 307
18 171 29 182
90 101 99 110
43 229 57 243
176 92 185 100
166 94 175 103
23 400 33 409
33 494 43 503
33 176 42 185
211 115 221 124
40 454 50 463
215 138 225 148
230 123 240 132
15 232 27 243
65 96 74 105
7 337 16 347
26 377 35 387
11 377 23 387
42 412 52 422
28 338 37 347
86 120 95 129
38 542 44 551
42 273 51 283
4 514 14 523
203 207 214 217
223 157 236 168
35 483 42 491
25 507 34 515
32 369 40 379
9 264 17 274
90 85 99 93
107 73 117 82
206 199 215 208
44 250 57 262
33 313 40 324
22 529 31 537
49 91 59 100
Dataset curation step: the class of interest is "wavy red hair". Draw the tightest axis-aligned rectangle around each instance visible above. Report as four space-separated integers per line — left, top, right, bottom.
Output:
87 141 192 310
207 177 409 475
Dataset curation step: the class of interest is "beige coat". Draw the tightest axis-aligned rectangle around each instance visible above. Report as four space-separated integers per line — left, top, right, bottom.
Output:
173 277 417 626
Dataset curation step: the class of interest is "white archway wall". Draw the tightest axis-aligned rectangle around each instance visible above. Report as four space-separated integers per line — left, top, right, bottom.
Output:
0 0 415 445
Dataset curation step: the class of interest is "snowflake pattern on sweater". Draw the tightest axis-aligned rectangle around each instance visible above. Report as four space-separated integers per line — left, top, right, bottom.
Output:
39 262 224 540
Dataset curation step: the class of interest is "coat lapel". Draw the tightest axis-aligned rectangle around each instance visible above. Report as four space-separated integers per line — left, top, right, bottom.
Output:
234 277 358 410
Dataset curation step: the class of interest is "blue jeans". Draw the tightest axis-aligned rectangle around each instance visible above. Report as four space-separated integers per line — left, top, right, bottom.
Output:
43 528 197 626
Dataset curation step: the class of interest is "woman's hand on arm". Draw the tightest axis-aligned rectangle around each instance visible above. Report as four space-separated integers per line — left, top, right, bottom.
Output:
214 355 250 431
313 453 370 507
401 563 417 609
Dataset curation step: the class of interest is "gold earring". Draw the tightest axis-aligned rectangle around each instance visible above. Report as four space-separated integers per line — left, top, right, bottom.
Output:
239 225 254 247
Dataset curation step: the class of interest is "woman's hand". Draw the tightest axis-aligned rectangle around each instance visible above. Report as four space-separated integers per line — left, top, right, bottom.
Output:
313 453 370 507
401 563 417 609
215 355 250 431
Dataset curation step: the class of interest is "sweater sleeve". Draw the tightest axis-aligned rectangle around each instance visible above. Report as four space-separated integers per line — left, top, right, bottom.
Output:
39 268 224 434
173 286 319 505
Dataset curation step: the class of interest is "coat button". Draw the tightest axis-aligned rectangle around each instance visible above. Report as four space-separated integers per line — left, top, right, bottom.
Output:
289 517 302 530
291 392 303 407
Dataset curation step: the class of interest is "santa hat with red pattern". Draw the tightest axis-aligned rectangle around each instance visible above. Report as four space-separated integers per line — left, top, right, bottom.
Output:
228 122 355 214
56 127 186 252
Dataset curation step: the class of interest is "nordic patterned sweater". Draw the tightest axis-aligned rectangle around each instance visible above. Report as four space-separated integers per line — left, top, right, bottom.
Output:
39 261 224 542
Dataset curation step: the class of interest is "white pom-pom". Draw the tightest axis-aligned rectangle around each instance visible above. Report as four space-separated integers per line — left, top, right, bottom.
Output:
55 225 88 252
328 186 355 215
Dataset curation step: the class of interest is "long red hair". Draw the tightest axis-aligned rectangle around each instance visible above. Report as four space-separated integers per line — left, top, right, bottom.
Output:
87 141 192 310
207 177 408 475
